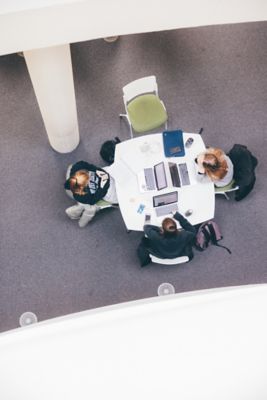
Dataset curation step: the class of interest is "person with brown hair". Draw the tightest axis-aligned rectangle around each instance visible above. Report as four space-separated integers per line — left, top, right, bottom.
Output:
195 147 233 187
64 161 117 227
137 212 196 267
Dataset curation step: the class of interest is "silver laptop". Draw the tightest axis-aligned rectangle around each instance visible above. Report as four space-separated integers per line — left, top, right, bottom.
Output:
153 191 178 217
169 162 190 187
138 161 167 192
178 163 190 186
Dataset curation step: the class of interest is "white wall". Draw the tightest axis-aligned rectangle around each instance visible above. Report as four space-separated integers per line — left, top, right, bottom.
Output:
0 0 267 55
0 284 267 399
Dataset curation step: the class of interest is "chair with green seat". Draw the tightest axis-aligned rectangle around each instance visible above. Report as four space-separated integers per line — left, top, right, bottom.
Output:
119 76 168 138
215 180 239 200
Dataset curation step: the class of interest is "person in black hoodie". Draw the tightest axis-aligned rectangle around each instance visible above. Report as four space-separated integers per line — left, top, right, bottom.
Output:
64 161 117 227
227 144 258 201
137 212 196 267
64 161 111 205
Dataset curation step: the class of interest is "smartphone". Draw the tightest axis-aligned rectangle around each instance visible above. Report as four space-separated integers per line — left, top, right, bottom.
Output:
145 214 151 222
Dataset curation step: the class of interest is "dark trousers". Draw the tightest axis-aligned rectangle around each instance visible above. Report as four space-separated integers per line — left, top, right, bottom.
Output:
137 237 152 267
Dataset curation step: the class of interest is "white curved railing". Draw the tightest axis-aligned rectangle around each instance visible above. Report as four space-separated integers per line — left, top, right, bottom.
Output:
1 0 267 55
1 1 266 152
0 284 267 399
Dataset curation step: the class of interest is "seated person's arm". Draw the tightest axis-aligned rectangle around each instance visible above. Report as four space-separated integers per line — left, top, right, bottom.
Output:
144 224 161 240
173 212 196 235
96 170 109 188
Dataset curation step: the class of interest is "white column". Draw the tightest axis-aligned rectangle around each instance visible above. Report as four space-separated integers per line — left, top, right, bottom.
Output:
24 44 79 153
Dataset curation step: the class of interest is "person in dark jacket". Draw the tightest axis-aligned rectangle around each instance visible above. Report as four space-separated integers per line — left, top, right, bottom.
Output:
64 161 117 227
137 212 196 267
64 161 111 205
227 144 258 201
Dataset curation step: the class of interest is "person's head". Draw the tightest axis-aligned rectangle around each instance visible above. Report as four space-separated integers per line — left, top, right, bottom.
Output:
162 218 178 238
195 148 228 181
69 170 89 195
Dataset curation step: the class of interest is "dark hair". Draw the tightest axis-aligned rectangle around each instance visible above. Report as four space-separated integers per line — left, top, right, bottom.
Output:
162 218 178 237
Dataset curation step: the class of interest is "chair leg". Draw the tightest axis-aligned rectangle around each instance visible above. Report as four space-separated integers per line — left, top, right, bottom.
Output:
215 192 230 200
119 113 133 138
129 124 133 139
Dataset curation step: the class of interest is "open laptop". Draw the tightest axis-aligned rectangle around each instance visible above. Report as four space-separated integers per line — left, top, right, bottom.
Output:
138 161 167 192
153 191 178 217
168 162 190 187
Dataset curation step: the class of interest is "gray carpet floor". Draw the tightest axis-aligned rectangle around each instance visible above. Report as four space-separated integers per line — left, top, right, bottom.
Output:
1 21 267 333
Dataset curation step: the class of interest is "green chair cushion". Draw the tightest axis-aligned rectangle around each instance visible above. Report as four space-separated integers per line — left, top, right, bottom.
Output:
96 199 112 207
127 94 168 133
215 179 237 192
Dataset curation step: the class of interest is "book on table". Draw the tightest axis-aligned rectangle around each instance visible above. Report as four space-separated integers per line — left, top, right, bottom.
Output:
163 130 185 157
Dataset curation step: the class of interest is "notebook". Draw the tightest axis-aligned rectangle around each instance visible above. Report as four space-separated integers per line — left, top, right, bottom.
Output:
153 191 178 217
138 162 167 192
163 130 185 157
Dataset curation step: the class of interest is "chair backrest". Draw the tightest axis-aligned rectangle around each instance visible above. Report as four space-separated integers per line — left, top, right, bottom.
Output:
150 254 189 265
122 76 158 104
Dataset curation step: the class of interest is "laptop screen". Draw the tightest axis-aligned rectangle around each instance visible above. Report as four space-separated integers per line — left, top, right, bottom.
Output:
153 191 178 207
154 162 167 190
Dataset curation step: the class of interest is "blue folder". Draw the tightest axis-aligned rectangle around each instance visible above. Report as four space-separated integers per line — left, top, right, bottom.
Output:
163 130 185 157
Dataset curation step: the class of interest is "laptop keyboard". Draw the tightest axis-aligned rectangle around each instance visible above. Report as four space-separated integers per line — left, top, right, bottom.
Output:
155 203 178 217
144 168 156 190
178 163 190 185
168 162 181 187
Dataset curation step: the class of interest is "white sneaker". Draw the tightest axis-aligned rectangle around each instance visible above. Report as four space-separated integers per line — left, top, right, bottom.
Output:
78 205 98 228
65 204 84 220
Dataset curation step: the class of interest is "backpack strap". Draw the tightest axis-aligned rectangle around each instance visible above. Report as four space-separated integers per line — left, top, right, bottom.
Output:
207 223 219 245
208 223 232 254
202 224 211 244
213 242 232 254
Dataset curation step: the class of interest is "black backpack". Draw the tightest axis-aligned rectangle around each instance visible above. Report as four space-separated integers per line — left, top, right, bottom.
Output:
100 137 121 164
